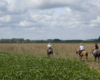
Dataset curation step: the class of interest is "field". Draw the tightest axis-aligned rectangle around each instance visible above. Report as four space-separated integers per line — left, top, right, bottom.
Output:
0 43 97 60
0 52 100 80
0 43 100 79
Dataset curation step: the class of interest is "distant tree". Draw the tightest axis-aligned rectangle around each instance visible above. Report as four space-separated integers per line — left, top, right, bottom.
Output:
98 36 100 41
18 38 24 43
25 39 30 43
0 39 4 43
16 41 20 43
53 39 61 42
11 39 16 43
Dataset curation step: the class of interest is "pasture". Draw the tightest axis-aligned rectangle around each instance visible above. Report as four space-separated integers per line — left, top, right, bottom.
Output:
0 43 100 73
0 43 97 59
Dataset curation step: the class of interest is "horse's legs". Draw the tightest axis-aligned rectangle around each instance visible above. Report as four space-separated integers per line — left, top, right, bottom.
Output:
95 56 96 62
79 56 81 60
98 57 99 63
47 53 50 57
79 56 82 60
52 54 53 58
48 54 50 57
86 56 88 62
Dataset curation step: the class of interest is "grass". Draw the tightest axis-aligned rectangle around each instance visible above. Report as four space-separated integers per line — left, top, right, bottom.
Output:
0 52 100 80
0 43 100 72
0 43 95 59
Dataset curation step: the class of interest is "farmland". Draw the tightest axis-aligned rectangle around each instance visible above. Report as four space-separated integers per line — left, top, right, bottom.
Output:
0 43 100 79
0 52 100 80
0 43 97 60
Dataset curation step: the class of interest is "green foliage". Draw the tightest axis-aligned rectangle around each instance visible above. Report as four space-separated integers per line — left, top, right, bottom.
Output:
0 52 100 80
53 39 61 42
1 37 100 43
98 36 100 41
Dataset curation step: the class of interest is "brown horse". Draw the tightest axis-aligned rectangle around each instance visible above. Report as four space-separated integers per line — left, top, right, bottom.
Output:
92 49 100 63
76 49 88 61
47 48 53 57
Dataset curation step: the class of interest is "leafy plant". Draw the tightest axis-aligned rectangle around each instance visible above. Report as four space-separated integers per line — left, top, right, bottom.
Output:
0 52 100 80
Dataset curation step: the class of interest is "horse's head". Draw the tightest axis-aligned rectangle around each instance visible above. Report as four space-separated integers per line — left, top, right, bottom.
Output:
76 49 79 54
91 49 97 55
91 49 94 54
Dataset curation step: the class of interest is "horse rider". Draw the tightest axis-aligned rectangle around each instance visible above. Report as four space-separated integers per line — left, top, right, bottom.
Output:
94 43 99 50
92 43 99 55
47 42 52 51
79 43 84 55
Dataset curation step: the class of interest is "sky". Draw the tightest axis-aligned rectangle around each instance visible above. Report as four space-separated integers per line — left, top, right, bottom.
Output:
0 0 100 40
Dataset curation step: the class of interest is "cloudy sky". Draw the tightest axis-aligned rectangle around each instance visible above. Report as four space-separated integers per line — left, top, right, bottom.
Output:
0 0 100 40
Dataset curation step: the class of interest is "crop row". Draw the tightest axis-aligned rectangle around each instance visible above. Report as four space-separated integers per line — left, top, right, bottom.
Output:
0 52 100 80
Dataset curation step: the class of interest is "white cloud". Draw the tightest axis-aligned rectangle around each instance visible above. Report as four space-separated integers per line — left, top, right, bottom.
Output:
91 16 100 23
0 0 100 40
0 15 11 23
66 7 71 12
25 27 36 30
0 27 11 33
46 10 55 15
30 14 43 22
19 20 33 27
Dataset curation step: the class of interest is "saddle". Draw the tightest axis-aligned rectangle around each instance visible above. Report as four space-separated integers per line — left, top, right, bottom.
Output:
79 49 85 55
47 48 52 52
48 49 52 52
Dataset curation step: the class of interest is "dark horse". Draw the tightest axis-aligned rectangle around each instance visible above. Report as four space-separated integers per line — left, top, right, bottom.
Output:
92 49 100 63
47 48 53 57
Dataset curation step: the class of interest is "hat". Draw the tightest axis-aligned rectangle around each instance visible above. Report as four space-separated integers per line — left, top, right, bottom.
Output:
80 43 83 45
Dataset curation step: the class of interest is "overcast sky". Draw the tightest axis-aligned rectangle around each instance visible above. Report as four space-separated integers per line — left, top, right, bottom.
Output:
0 0 100 40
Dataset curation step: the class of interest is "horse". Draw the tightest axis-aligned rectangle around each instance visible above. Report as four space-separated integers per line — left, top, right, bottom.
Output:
76 49 88 61
92 49 100 63
47 48 53 57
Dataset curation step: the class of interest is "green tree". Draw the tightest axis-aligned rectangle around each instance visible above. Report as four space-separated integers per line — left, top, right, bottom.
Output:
53 39 61 42
98 36 100 41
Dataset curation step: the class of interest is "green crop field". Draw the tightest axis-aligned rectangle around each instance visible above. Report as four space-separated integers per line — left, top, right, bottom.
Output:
0 43 100 79
0 52 100 80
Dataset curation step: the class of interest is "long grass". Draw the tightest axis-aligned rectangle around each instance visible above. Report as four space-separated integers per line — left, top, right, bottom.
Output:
0 43 96 58
0 43 100 70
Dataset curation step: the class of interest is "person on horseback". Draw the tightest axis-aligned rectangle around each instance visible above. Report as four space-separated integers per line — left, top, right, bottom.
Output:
94 43 99 50
47 42 52 49
47 42 53 57
79 43 84 55
47 42 52 52
92 43 99 56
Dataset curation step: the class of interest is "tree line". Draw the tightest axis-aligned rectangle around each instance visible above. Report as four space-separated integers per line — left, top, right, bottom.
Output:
0 37 100 43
